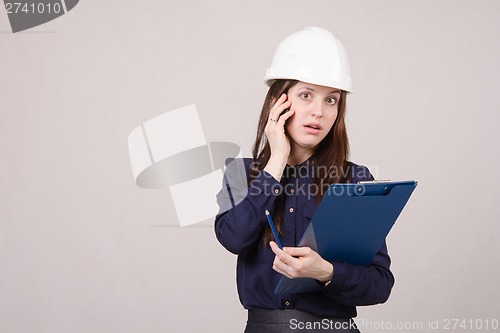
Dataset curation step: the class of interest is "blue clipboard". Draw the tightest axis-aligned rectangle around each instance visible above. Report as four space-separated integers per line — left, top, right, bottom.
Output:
274 180 418 294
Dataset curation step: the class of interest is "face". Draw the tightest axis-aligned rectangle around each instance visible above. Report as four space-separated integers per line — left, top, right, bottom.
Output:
285 82 340 153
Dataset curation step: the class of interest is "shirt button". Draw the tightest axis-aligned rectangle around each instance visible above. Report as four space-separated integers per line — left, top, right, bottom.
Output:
290 188 295 194
289 207 294 213
274 188 279 194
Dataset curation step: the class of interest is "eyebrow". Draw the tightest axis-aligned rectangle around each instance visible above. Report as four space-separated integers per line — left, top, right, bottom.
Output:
298 87 341 94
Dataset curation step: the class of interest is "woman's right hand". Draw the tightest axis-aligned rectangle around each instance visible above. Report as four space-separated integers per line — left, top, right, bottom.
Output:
263 94 295 180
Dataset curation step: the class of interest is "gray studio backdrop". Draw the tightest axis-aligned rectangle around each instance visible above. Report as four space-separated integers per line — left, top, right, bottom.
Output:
1 1 499 332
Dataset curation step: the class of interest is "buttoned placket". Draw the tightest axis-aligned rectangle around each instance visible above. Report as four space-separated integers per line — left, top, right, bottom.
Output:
281 166 299 309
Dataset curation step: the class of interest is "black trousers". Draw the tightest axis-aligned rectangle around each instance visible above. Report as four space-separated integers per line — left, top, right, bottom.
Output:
244 309 361 333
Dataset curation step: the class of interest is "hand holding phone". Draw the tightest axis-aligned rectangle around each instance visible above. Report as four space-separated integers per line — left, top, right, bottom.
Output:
264 94 295 180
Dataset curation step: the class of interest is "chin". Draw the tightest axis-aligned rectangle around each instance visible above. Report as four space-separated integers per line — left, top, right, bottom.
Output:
296 140 321 149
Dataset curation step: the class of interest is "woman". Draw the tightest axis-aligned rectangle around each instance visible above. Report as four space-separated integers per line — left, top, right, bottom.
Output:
214 27 394 333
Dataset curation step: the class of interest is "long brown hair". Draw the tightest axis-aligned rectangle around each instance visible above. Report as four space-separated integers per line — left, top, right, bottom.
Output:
249 80 350 246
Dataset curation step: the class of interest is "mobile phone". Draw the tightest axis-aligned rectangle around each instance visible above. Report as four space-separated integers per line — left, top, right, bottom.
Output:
279 108 290 117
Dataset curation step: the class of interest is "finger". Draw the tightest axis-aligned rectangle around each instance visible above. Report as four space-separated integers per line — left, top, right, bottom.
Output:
270 102 291 123
272 256 292 277
276 108 294 126
270 93 287 107
269 241 281 254
273 258 300 279
283 246 313 257
273 93 287 107
270 244 289 274
273 264 291 278
272 262 288 277
270 241 289 258
269 94 287 116
269 95 291 122
270 242 297 267
274 247 299 268
273 100 291 119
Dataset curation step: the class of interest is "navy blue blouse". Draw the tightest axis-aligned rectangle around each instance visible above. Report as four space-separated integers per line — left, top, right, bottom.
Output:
214 157 394 318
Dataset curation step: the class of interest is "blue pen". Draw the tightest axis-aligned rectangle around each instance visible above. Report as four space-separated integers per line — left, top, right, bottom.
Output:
265 210 283 249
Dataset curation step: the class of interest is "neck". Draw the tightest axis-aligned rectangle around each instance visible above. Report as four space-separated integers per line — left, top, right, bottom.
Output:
287 144 314 166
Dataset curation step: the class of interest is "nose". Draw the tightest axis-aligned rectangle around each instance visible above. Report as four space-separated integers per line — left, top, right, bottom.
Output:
310 100 324 118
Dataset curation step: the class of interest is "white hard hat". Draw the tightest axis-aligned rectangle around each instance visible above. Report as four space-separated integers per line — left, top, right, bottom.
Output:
264 27 353 92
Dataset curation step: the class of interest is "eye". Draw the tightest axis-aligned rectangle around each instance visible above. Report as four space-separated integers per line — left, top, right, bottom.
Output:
300 92 311 100
326 97 337 105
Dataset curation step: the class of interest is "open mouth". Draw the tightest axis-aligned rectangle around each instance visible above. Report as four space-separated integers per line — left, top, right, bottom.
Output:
304 124 321 130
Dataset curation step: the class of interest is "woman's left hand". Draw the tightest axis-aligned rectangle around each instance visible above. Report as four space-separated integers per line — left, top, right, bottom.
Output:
270 241 334 283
